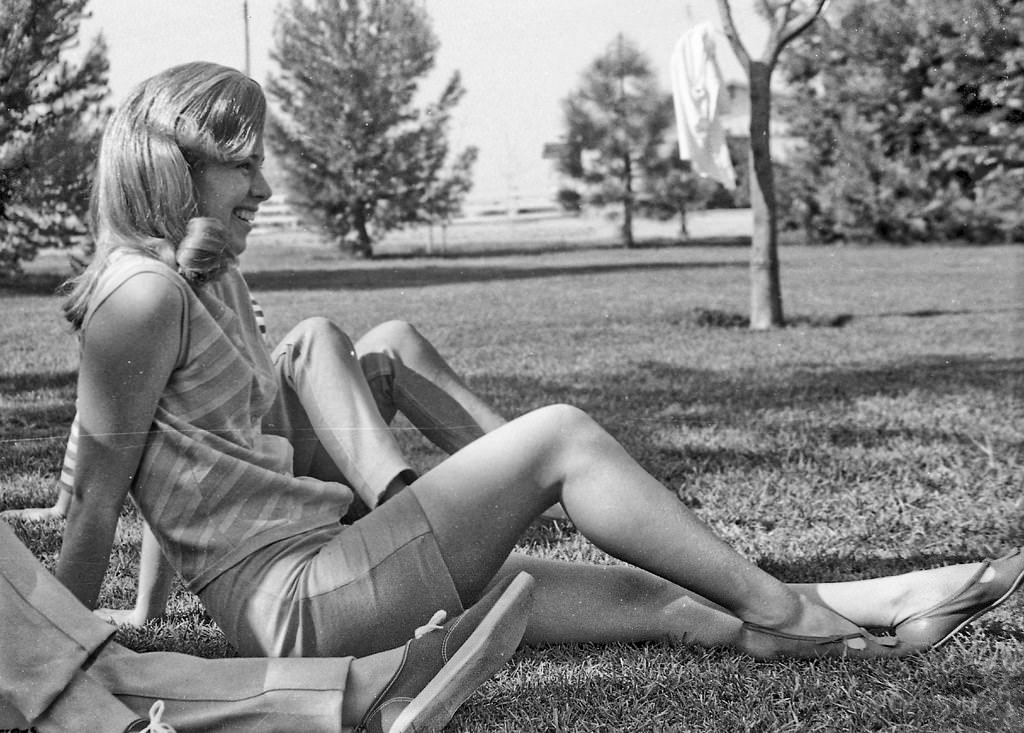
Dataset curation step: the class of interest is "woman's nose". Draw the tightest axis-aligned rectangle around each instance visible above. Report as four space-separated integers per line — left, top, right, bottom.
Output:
252 169 272 201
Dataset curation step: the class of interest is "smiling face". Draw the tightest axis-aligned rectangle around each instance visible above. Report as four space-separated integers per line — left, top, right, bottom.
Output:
191 136 272 257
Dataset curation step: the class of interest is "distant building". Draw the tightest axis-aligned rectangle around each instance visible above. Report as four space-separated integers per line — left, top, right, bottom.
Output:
718 81 800 160
538 79 800 204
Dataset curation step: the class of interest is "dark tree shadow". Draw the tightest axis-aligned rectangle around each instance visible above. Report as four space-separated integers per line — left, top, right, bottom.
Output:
244 259 745 292
0 371 77 395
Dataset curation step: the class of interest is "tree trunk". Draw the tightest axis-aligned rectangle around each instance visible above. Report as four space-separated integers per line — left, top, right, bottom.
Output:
352 204 373 258
747 62 784 329
622 151 635 248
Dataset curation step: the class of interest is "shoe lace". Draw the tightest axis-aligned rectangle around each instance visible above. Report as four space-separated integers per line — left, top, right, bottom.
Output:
138 700 176 733
413 609 447 638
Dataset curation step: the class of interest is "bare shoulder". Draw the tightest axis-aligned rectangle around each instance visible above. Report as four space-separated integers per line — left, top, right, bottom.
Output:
86 270 185 346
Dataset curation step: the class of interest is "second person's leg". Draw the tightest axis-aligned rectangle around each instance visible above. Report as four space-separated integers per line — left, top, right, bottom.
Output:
354 320 504 454
265 317 414 509
355 320 566 519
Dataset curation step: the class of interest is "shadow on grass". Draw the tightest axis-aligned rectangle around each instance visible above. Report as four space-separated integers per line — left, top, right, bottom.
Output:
0 273 66 297
375 234 753 259
487 354 1022 419
244 258 745 292
0 440 65 477
0 371 77 395
873 307 1023 319
758 552 1021 584
472 354 1023 479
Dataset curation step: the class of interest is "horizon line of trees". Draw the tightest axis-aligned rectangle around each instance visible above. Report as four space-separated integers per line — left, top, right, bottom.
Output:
1 0 1021 276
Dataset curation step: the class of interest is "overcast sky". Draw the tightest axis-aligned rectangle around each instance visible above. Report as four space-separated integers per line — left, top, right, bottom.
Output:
81 0 769 203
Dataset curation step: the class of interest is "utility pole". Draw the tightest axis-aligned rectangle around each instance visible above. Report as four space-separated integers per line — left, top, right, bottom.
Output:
616 33 634 247
243 0 251 76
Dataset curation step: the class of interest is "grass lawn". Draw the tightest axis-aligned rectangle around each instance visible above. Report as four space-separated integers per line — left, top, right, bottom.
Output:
2 223 1022 731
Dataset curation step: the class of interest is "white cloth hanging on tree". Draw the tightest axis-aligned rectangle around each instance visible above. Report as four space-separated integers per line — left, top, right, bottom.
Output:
670 22 737 190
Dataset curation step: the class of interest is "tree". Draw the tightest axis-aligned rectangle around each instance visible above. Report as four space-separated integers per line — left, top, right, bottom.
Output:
779 0 1024 243
715 0 828 329
559 35 672 248
266 0 477 257
0 0 109 276
640 157 724 240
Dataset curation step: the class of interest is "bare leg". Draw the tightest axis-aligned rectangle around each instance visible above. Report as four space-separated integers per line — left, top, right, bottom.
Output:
491 553 1006 650
495 553 743 648
410 404 859 639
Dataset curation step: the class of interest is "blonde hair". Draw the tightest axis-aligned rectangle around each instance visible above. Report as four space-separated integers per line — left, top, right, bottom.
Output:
62 62 266 328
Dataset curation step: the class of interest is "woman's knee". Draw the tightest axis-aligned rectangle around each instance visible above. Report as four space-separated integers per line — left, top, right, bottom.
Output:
275 318 361 380
354 320 423 358
529 404 609 457
534 403 601 434
286 317 356 352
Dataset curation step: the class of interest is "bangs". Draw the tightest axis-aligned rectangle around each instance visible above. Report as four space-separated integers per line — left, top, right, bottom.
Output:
176 73 266 164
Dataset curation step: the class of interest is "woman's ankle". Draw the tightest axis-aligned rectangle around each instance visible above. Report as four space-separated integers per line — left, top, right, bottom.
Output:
342 646 405 726
743 593 859 637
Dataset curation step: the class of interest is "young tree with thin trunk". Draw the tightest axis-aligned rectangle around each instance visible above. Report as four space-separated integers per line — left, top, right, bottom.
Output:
715 0 827 329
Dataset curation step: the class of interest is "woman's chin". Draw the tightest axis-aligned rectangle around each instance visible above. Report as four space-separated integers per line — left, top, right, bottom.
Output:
227 235 249 257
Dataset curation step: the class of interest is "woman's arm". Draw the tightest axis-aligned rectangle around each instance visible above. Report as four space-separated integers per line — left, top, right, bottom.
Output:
55 272 183 609
95 521 175 626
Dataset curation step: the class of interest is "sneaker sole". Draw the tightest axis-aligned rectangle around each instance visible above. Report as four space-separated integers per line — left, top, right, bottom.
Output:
389 572 535 733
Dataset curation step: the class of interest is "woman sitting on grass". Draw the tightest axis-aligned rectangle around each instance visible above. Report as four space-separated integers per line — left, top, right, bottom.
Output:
54 61 1024 675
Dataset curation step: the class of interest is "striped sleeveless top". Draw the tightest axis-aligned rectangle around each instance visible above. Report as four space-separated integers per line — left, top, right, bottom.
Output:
83 255 354 592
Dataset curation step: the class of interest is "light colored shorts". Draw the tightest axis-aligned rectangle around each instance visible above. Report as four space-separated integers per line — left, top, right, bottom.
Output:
200 489 463 658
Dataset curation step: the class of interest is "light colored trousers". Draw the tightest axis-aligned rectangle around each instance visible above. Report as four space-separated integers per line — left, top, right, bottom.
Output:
0 522 352 733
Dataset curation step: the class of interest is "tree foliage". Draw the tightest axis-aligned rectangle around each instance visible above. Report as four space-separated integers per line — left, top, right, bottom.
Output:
559 35 713 247
779 0 1024 243
266 0 477 257
0 0 109 276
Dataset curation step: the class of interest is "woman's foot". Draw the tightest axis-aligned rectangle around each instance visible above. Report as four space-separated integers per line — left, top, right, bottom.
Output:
894 548 1024 649
739 594 904 659
357 571 535 733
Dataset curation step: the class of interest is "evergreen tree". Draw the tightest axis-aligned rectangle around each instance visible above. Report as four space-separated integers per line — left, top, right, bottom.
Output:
779 0 1024 242
0 0 109 276
558 35 671 248
266 0 477 257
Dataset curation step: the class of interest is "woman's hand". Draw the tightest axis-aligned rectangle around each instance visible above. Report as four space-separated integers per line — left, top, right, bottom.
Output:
94 607 149 627
0 505 65 522
0 489 70 522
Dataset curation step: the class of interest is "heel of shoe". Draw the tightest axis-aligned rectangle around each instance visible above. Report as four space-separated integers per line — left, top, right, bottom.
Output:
893 616 960 649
